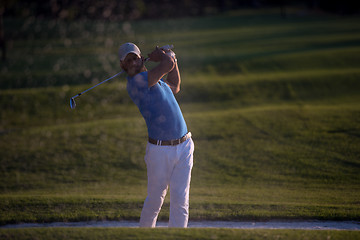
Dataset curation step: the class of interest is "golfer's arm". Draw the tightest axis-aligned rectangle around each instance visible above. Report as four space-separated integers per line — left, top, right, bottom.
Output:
165 61 181 94
147 54 175 89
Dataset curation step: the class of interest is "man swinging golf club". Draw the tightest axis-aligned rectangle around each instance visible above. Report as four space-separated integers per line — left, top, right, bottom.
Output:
119 42 194 228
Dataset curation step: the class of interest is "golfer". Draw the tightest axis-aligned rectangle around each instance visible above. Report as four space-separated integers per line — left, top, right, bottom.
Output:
118 42 194 228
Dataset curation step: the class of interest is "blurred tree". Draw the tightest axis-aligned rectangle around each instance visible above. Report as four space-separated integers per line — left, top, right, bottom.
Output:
0 6 5 61
0 0 18 61
2 0 20 61
262 0 287 17
318 0 360 14
2 0 359 22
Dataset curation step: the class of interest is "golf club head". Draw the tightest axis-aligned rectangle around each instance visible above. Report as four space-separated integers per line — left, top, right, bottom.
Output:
70 98 76 109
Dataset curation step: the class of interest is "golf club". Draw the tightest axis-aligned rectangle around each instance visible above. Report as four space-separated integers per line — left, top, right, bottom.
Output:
70 70 125 109
69 44 174 109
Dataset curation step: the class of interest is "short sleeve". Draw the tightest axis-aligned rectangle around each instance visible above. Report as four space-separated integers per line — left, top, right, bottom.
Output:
127 72 149 107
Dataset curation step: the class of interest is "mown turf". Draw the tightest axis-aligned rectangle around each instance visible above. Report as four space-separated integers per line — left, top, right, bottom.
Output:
1 228 360 240
1 8 360 227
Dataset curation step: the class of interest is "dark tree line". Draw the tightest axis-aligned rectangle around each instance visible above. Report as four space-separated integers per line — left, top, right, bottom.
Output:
3 0 360 21
1 0 359 62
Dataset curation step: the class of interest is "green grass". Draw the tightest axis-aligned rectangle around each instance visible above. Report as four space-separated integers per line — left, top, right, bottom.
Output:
1 228 360 240
1 8 360 230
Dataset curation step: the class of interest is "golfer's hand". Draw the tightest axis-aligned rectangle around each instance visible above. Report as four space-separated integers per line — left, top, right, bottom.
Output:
148 46 166 62
160 46 176 59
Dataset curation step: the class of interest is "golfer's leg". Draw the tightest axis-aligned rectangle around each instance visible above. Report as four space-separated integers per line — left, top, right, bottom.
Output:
169 139 194 228
140 144 169 228
140 187 167 227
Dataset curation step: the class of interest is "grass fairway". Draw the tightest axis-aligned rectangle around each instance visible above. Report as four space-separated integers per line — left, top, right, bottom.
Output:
1 228 360 240
1 8 360 237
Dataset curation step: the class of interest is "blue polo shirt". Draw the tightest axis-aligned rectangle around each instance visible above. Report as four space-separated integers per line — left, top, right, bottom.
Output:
127 71 188 141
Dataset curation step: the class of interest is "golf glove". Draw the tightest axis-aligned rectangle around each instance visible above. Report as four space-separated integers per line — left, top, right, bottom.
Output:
160 45 176 61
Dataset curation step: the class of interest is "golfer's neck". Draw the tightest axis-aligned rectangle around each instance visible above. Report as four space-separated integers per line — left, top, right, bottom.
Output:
129 66 147 77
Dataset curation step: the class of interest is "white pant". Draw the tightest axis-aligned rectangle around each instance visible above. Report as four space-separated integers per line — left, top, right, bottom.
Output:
139 137 194 228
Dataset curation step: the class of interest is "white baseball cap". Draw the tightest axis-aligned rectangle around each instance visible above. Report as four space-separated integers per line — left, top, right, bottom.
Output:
118 42 141 61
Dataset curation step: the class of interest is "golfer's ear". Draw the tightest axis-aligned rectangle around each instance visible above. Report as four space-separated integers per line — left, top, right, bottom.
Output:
120 61 124 70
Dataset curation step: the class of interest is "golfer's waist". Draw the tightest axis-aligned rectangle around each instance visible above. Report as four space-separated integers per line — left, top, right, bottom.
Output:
149 132 191 146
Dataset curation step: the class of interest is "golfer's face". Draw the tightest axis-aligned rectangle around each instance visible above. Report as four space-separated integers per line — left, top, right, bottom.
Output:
122 53 143 76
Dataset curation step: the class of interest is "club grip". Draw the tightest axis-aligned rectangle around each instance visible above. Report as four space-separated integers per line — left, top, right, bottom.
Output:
160 45 175 59
160 45 174 51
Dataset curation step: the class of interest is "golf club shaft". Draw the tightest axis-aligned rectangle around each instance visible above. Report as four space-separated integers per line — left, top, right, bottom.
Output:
71 70 124 99
71 57 150 99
